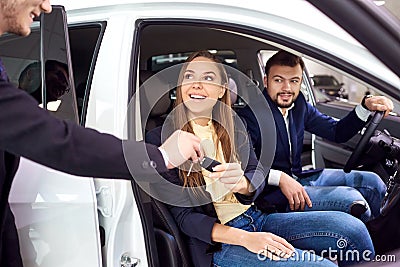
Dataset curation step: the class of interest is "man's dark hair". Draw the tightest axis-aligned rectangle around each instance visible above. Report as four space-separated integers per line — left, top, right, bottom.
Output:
265 50 305 76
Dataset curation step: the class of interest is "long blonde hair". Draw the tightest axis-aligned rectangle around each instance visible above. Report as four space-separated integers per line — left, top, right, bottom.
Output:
172 51 238 188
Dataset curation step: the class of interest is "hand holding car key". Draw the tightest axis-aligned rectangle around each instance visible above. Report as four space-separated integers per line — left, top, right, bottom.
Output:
187 139 220 175
186 139 248 193
199 139 221 172
200 139 249 194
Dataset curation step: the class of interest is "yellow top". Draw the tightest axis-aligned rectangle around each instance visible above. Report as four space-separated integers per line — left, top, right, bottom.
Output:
191 120 251 224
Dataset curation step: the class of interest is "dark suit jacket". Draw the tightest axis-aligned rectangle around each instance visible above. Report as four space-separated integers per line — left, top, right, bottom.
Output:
146 123 267 267
237 89 366 210
238 89 366 177
0 75 167 266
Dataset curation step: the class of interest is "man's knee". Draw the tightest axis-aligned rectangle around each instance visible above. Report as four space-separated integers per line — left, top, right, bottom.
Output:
361 171 387 195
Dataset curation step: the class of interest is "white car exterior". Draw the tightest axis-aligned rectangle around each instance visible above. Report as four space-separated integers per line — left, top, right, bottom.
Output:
6 1 400 267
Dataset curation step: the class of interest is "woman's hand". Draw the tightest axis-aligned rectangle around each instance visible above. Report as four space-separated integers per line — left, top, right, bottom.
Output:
242 231 295 260
212 224 295 261
209 163 250 195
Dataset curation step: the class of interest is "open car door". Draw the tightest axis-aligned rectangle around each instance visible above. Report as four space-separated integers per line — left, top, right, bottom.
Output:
1 6 102 267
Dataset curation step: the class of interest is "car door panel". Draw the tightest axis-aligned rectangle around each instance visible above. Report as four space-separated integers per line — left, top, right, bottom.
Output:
10 159 101 267
3 6 102 267
315 102 400 169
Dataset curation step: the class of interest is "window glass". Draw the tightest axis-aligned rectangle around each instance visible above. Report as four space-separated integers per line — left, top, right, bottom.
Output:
0 30 40 88
0 7 78 122
41 7 78 122
149 50 237 72
377 0 400 20
260 49 400 123
68 24 104 123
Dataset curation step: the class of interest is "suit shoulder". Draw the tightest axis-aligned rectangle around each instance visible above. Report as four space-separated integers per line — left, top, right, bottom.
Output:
145 127 162 146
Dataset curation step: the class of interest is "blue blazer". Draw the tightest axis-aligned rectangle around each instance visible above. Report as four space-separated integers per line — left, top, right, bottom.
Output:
238 89 366 177
237 89 366 211
146 122 267 267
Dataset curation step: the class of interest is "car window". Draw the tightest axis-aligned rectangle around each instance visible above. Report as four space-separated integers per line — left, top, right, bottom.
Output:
311 75 340 86
305 56 400 117
149 50 238 72
0 11 104 126
260 49 400 116
68 24 104 124
0 7 78 123
378 0 400 20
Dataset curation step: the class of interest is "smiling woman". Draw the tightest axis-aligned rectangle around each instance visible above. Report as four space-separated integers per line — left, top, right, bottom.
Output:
179 55 228 126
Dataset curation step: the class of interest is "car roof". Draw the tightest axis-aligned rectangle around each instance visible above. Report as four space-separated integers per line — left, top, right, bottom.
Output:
52 0 360 43
52 0 400 90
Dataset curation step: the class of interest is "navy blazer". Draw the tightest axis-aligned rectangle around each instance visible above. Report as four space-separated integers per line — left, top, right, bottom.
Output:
238 89 366 177
146 123 267 267
0 69 168 266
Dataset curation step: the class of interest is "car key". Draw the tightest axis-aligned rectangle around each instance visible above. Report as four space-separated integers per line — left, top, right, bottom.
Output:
187 161 194 176
200 157 221 172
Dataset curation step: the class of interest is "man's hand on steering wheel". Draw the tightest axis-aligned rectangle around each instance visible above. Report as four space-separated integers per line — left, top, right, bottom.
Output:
344 111 384 173
344 95 393 173
363 95 393 116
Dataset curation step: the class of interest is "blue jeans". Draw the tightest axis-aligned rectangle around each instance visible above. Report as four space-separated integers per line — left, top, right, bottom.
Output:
302 186 372 222
213 206 374 267
299 169 386 221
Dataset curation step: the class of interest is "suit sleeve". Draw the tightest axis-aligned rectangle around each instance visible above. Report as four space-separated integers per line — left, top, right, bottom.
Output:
303 100 365 143
236 106 262 158
0 80 167 179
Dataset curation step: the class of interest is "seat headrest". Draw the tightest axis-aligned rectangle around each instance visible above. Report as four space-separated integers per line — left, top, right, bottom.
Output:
140 70 171 117
228 77 238 104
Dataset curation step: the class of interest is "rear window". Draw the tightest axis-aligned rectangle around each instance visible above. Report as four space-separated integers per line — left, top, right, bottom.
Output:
149 50 237 72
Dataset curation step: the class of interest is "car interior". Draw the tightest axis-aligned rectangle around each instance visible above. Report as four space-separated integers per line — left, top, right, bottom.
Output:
133 22 283 267
132 21 400 266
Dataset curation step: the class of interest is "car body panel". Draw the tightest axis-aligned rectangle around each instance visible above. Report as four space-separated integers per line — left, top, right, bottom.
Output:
10 159 102 267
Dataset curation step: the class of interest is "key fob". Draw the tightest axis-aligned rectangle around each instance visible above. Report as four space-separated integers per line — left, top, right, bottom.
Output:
200 157 221 172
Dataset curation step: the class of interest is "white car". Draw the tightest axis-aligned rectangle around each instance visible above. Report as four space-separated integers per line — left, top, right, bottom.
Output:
1 1 399 266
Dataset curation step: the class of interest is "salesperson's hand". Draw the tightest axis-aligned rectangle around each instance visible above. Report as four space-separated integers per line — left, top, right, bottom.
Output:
160 130 202 169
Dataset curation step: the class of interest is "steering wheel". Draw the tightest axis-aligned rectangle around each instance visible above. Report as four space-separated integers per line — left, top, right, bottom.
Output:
344 111 385 173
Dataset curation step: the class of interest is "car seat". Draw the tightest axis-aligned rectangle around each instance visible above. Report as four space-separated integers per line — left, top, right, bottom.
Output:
139 70 172 132
151 198 192 267
139 70 193 267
